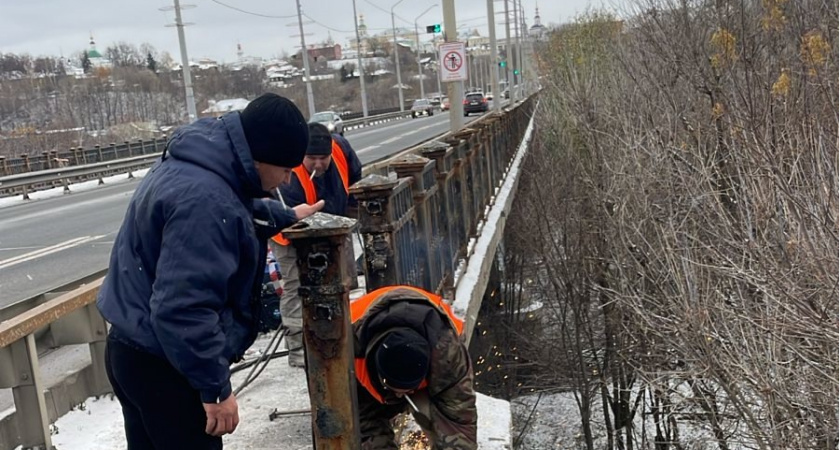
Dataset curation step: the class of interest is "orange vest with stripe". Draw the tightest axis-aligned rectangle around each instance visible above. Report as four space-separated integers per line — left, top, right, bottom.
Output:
271 140 350 245
352 286 464 404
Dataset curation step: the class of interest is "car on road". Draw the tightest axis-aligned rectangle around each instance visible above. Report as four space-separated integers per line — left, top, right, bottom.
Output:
309 111 344 135
463 93 489 116
441 97 450 111
411 99 435 118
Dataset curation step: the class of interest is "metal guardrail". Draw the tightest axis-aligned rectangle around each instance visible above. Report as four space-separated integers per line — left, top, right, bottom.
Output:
0 111 415 200
0 110 416 180
0 154 160 199
0 138 167 176
0 95 536 450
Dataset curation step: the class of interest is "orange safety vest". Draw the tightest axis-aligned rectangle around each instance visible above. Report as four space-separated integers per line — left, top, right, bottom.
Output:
352 286 464 403
271 140 351 245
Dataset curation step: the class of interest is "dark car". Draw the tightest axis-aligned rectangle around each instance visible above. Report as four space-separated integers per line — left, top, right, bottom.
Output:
463 93 488 116
411 99 434 118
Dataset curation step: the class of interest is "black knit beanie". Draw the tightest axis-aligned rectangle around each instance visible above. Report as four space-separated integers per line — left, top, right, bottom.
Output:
374 329 430 390
239 93 308 168
307 122 333 156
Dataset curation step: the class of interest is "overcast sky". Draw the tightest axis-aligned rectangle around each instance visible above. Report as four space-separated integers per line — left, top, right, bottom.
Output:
0 0 626 64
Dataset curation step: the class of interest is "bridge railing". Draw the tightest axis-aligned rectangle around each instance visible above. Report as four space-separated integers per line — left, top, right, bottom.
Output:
0 95 535 450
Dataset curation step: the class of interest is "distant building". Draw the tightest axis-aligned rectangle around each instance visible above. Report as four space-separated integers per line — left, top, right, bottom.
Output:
529 5 548 40
297 44 343 62
86 35 112 68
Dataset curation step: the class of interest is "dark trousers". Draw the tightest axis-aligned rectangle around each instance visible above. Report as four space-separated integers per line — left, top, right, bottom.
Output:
105 334 223 450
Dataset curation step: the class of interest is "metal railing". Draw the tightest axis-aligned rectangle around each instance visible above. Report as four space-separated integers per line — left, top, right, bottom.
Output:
0 111 416 199
0 95 536 450
0 110 415 178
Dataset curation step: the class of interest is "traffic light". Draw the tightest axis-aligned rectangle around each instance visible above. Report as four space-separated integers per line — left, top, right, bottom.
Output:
499 61 506 68
426 24 441 33
513 69 520 75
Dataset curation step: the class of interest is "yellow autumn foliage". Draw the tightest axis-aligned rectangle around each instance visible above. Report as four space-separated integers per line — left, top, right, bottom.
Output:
771 68 791 98
761 0 787 31
801 31 830 75
710 28 737 69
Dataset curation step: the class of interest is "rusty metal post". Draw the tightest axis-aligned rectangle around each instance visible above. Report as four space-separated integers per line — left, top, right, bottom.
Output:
350 174 417 291
390 154 439 292
421 141 457 295
22 154 30 173
282 213 361 450
445 140 470 260
95 145 103 162
0 156 6 176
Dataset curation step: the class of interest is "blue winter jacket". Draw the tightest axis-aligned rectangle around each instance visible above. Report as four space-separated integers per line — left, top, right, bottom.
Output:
97 112 297 403
280 134 363 215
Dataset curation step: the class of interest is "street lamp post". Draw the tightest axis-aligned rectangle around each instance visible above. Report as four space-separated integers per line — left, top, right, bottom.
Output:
391 0 407 112
413 4 439 100
486 0 501 112
351 0 368 119
295 0 316 116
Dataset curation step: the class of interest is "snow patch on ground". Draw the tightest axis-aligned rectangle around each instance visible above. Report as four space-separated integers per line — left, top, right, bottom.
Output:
53 334 513 449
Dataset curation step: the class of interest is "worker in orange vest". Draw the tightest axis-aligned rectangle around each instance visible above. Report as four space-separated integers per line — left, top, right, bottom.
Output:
270 122 362 367
352 286 478 450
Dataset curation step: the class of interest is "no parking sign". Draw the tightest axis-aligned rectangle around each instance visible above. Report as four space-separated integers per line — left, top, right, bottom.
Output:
438 41 467 82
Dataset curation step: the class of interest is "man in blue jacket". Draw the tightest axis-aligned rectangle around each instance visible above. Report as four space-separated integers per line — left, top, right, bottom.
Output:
268 122 363 367
96 93 323 449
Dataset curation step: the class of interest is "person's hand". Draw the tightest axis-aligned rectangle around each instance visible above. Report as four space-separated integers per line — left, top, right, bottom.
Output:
294 200 325 220
203 394 239 437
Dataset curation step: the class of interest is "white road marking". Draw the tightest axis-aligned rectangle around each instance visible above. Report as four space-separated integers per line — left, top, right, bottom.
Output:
358 145 381 155
0 235 106 270
380 135 402 145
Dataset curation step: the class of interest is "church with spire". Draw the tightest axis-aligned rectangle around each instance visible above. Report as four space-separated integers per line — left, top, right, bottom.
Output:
529 4 547 40
86 34 112 68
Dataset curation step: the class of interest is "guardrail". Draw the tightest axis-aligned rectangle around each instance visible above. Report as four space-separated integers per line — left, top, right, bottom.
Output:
0 137 167 176
0 111 416 199
0 110 416 179
0 154 160 199
0 95 536 450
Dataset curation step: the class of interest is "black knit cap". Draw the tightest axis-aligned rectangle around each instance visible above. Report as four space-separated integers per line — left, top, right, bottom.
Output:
374 329 430 391
239 93 309 168
307 122 333 156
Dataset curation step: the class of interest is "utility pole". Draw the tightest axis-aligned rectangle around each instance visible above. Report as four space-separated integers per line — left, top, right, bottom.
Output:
512 0 520 101
442 0 463 132
415 23 425 98
413 4 438 100
391 0 407 112
161 0 197 122
516 0 525 96
294 0 315 117
351 0 369 119
503 0 512 101
487 0 501 112
434 31 443 100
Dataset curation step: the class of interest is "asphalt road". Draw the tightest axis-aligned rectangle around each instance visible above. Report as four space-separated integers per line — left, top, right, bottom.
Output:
0 110 484 307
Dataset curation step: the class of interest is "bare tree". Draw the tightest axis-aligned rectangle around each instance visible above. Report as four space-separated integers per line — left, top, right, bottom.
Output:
507 0 838 448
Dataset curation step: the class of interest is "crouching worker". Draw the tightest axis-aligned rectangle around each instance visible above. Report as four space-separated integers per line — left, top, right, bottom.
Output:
351 286 478 450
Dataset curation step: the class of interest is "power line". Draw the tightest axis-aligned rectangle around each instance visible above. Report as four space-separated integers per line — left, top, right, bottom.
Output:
363 0 412 25
207 0 296 19
302 13 389 34
302 14 354 33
